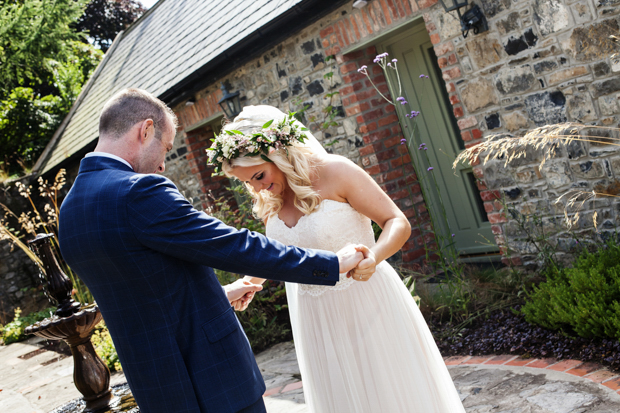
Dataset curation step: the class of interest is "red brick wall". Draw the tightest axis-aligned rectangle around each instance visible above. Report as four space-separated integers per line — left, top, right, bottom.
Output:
335 45 434 270
174 88 234 211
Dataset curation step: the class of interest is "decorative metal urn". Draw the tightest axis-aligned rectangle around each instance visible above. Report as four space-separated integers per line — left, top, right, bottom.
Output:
25 233 115 412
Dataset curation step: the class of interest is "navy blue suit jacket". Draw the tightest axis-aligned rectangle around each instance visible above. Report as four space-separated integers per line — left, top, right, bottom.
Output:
59 156 340 412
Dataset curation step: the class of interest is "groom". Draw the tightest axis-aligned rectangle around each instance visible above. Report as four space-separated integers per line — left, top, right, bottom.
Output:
58 88 367 413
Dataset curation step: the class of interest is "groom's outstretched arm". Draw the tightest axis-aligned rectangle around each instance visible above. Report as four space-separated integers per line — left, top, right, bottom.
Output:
127 174 348 285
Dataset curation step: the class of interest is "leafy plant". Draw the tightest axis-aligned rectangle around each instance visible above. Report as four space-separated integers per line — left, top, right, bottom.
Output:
413 264 531 338
0 87 65 169
0 0 88 94
91 323 121 372
0 306 54 345
294 55 343 147
74 0 146 52
522 238 620 341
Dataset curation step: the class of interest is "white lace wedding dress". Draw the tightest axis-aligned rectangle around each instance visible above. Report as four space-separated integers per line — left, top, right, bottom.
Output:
266 199 465 413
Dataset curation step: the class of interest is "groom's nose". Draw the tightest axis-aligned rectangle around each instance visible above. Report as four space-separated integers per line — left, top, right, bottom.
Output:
158 162 165 173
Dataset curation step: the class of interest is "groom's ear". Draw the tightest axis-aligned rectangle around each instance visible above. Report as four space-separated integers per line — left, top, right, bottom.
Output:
139 119 155 143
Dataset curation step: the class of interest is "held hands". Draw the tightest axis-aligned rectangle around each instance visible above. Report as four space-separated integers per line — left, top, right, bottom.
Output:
224 279 263 311
348 246 376 281
336 244 376 281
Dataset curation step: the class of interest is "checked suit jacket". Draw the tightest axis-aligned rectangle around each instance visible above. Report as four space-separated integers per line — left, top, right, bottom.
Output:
58 156 340 413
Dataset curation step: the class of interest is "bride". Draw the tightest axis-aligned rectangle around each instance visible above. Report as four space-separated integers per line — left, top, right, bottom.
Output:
208 105 464 413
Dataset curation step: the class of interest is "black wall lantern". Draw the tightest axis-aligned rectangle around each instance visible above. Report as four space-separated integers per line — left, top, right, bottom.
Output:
438 0 488 38
217 82 242 119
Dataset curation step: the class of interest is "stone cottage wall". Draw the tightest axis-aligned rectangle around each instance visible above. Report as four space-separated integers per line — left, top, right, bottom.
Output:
169 0 620 269
172 1 436 269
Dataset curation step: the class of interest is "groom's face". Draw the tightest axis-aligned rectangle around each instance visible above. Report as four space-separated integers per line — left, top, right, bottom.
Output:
138 117 175 174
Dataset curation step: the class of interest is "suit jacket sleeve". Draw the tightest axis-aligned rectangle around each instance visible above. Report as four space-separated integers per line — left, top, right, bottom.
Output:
126 174 340 285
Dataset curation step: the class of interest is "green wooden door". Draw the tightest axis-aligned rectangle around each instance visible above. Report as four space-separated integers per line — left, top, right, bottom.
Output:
378 21 496 256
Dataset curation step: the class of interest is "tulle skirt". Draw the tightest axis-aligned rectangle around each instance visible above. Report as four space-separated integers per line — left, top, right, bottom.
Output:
285 261 465 413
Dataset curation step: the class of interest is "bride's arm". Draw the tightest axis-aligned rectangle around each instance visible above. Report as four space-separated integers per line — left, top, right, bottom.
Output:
321 157 412 267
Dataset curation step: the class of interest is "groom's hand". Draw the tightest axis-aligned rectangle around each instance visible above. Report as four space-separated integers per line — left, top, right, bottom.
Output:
336 244 365 276
224 279 263 309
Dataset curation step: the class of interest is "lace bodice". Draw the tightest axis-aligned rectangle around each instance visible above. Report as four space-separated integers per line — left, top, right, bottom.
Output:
266 199 376 296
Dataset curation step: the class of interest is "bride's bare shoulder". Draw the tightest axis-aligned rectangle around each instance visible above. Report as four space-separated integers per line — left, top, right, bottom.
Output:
317 154 363 178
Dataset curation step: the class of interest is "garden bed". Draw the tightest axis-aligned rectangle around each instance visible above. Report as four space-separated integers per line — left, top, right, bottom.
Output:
431 305 620 373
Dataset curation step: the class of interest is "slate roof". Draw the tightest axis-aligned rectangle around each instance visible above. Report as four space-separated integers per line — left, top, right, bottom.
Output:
37 0 305 175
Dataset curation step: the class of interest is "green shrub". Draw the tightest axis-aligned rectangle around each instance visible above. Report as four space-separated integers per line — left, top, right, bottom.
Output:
522 240 620 340
91 323 121 372
0 307 55 344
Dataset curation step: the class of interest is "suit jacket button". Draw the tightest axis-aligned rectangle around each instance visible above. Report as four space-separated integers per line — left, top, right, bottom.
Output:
313 270 320 277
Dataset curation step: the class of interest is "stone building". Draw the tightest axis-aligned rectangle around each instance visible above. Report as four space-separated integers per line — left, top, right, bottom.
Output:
18 0 620 292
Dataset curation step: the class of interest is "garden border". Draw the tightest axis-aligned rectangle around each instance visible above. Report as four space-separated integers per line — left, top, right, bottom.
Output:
263 354 620 398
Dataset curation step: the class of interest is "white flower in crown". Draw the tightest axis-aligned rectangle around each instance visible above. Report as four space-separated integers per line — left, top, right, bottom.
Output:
206 112 309 172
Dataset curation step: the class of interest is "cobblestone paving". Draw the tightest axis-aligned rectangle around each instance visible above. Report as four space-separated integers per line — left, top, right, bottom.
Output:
3 338 620 412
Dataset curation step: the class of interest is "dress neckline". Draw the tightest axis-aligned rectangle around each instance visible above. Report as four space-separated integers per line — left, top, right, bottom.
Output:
276 199 348 230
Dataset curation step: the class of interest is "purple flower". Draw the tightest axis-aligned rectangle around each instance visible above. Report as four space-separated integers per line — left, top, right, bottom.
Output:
396 97 405 101
387 63 392 67
451 234 455 237
400 138 407 144
419 74 429 79
357 65 368 73
374 52 389 62
427 167 434 171
392 59 398 63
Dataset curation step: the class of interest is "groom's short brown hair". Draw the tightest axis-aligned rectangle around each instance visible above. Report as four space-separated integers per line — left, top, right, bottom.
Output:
99 88 178 140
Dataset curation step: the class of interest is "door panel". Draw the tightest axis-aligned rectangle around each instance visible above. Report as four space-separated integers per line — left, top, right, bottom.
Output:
378 21 496 255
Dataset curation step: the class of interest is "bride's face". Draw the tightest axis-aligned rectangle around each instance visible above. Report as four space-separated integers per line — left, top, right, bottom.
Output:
231 162 287 196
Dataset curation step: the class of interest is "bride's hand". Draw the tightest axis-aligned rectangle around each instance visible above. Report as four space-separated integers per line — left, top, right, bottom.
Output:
349 246 376 282
231 291 256 311
224 279 263 308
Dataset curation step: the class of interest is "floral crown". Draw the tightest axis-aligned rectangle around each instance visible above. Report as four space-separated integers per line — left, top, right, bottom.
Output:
207 112 308 172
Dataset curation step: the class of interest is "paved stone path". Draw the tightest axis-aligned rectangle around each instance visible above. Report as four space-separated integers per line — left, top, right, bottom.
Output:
3 337 620 412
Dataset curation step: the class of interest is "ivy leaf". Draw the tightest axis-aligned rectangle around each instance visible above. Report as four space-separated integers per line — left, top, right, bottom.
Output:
262 119 274 128
301 127 308 131
260 154 273 163
229 129 244 135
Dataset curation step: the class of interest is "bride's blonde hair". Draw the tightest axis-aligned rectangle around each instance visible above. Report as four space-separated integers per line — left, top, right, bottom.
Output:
219 106 324 220
222 146 323 220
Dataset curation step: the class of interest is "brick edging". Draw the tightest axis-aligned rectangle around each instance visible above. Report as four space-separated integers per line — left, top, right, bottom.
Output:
444 355 620 394
263 355 620 398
